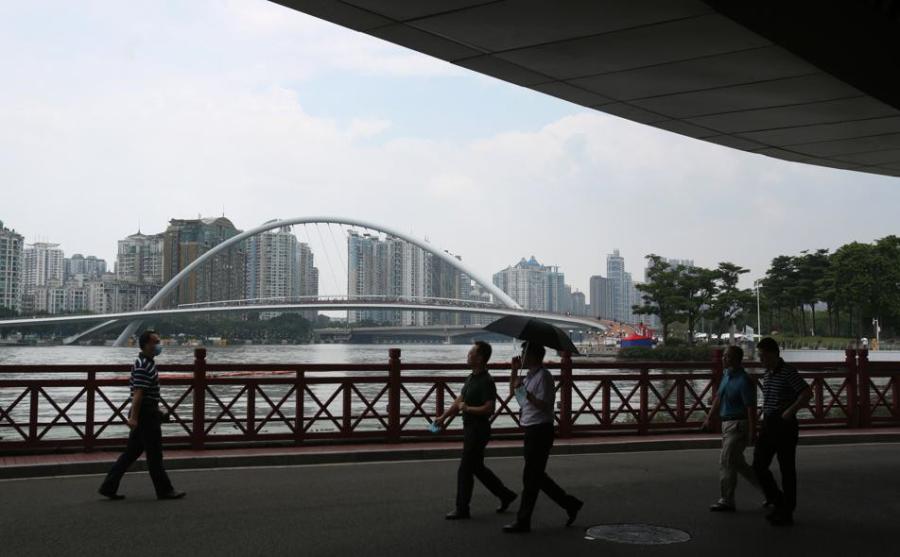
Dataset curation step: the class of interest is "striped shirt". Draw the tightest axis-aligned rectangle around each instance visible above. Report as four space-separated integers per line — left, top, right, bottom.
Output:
761 359 808 417
130 353 161 403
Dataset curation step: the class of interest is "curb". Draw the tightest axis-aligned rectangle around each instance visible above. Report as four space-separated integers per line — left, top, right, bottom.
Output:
2 431 898 480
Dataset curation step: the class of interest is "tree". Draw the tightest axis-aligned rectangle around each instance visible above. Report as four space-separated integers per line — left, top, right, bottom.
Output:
677 265 718 345
634 255 682 342
707 262 753 339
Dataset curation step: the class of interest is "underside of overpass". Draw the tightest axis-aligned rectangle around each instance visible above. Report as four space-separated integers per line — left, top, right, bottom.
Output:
274 0 900 178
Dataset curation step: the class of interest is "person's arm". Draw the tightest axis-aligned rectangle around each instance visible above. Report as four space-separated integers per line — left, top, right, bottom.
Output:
509 356 522 396
781 387 812 419
436 395 464 424
128 388 143 429
702 396 720 431
781 371 812 419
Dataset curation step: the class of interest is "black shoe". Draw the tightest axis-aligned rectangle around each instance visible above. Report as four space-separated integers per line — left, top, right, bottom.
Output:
98 488 125 501
496 493 517 514
502 521 530 534
709 502 736 512
157 490 186 500
762 499 776 508
566 499 584 526
445 509 471 520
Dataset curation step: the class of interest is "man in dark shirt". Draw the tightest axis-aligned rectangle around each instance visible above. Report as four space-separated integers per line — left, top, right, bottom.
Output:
752 337 811 526
98 329 185 500
436 341 516 519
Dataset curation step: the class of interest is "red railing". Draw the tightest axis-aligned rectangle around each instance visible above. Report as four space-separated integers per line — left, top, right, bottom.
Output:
0 348 896 452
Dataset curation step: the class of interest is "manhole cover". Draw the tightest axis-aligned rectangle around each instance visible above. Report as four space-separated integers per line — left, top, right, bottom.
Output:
585 524 691 545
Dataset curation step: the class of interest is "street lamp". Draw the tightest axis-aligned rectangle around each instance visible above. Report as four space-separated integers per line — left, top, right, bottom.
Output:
754 279 762 339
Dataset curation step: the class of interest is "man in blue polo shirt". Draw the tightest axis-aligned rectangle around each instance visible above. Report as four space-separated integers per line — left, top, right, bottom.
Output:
703 345 761 512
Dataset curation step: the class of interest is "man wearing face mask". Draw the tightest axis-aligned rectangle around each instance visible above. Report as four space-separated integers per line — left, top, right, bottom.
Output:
98 329 185 500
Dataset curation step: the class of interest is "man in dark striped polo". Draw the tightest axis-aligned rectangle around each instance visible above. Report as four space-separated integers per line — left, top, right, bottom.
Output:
98 329 185 500
752 337 811 526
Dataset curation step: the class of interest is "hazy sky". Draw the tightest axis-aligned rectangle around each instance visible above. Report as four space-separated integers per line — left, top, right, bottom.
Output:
3 0 899 298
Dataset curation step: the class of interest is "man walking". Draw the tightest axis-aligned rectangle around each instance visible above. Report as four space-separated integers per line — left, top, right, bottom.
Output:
503 342 583 533
703 345 762 512
436 341 517 519
752 337 811 526
99 329 185 500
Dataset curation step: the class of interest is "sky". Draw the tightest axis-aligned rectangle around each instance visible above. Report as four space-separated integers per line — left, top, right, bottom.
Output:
2 0 900 299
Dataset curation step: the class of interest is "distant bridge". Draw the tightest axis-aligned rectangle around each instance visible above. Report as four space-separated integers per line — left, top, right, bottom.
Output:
0 301 607 334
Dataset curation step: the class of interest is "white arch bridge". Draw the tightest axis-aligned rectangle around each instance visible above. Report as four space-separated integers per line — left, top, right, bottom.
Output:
0 216 607 341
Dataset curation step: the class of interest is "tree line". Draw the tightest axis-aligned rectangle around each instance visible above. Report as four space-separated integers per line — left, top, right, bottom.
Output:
632 235 900 344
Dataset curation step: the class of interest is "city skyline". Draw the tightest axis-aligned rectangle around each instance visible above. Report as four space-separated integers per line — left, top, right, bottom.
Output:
3 0 900 305
1 215 697 314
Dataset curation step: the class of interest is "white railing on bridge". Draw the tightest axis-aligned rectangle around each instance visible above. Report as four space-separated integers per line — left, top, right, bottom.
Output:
176 295 504 309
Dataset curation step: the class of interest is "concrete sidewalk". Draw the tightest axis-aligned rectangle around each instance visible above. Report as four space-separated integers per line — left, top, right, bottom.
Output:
1 442 897 556
2 427 899 479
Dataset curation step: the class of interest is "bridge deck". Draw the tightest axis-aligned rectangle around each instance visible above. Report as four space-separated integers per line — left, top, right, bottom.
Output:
2 440 897 556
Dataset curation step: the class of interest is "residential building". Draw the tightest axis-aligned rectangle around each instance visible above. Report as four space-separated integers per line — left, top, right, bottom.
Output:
0 221 24 313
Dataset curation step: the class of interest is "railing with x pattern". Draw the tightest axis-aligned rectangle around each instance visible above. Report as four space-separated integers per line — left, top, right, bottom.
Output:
1 348 897 452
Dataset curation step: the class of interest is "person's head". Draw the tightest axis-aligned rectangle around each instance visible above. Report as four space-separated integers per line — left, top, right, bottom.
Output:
521 342 546 369
724 345 744 369
468 341 492 369
756 337 780 369
139 329 161 357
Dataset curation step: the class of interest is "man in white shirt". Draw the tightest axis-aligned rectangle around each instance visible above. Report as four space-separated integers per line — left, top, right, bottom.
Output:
503 342 583 533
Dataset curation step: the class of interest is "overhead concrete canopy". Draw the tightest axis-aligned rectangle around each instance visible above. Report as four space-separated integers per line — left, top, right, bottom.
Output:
274 0 900 178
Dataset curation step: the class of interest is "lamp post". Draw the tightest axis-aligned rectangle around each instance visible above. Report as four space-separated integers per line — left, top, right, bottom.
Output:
754 279 762 339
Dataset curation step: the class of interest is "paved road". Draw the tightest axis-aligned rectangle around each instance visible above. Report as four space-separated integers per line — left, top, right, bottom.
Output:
2 443 898 556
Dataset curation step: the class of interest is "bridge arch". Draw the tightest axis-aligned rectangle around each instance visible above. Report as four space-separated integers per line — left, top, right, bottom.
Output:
97 217 520 346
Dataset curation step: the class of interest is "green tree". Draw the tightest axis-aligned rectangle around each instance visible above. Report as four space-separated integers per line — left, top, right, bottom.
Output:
707 262 753 338
634 255 682 342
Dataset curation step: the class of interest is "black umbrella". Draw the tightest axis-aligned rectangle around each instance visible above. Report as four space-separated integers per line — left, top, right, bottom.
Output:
484 315 579 355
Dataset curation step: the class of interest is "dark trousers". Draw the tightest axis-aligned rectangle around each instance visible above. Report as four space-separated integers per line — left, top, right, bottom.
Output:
456 420 514 512
752 415 799 513
516 422 580 525
100 403 173 496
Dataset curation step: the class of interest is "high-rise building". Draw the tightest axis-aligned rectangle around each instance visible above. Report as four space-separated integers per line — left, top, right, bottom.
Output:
245 226 319 321
571 290 587 316
347 231 469 325
0 221 24 313
492 257 567 314
606 249 626 322
162 217 246 307
116 232 164 284
65 254 107 282
589 275 612 320
24 242 64 289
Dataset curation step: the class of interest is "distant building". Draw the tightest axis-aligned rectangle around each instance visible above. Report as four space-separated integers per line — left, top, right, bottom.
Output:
492 256 567 314
162 216 246 307
246 226 319 321
640 256 694 331
570 290 587 316
65 254 107 282
347 231 470 325
115 232 164 284
0 221 24 313
606 249 626 322
589 275 612 320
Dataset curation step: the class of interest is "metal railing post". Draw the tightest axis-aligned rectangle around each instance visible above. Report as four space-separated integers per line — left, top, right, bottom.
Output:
85 370 96 451
845 348 858 428
639 367 649 435
859 348 871 427
388 348 402 442
559 351 573 438
192 347 207 449
710 348 724 433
